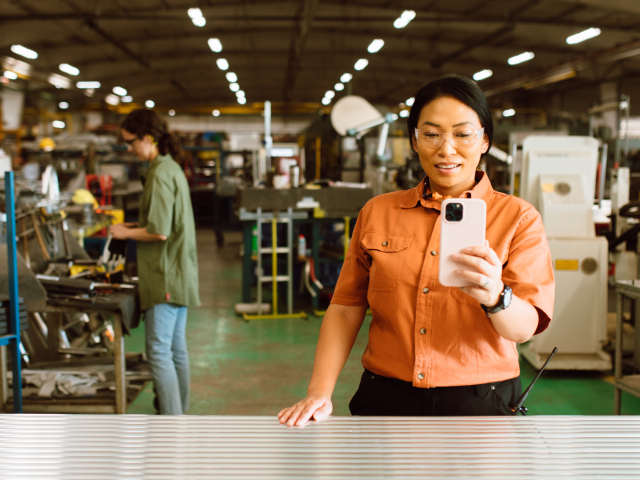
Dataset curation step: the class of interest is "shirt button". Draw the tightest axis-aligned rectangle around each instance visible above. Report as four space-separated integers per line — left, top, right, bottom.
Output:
422 287 429 294
430 250 437 256
417 373 425 380
382 241 388 246
491 386 495 390
419 328 426 335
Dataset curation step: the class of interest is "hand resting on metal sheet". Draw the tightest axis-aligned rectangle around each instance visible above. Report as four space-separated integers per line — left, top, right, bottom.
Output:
278 304 367 427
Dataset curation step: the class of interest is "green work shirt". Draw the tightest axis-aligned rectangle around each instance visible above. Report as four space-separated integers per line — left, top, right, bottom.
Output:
137 153 200 311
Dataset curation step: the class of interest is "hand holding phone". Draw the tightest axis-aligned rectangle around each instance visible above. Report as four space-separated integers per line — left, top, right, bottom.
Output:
438 198 486 287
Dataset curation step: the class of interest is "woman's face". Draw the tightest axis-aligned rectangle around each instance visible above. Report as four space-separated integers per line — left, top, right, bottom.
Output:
412 96 489 195
121 128 156 162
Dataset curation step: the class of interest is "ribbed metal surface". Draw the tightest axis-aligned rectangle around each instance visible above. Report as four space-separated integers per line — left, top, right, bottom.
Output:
1 415 639 479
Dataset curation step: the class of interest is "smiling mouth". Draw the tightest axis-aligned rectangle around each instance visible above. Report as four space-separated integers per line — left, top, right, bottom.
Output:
436 164 461 169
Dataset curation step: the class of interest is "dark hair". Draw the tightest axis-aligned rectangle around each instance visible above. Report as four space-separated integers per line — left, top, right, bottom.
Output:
121 108 182 161
407 74 493 158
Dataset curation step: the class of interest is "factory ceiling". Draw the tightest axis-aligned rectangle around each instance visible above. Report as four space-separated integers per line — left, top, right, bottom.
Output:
1 0 640 114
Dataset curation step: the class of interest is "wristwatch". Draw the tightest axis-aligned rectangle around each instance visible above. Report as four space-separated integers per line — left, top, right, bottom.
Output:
481 284 513 317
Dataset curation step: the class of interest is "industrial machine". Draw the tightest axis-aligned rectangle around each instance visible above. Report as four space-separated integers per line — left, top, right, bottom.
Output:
519 136 611 370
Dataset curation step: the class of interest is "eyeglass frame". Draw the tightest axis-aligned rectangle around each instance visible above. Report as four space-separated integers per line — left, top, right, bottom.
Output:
414 127 485 149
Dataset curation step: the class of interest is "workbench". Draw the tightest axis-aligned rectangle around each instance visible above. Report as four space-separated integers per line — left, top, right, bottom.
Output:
1 292 141 414
614 280 640 414
0 415 638 478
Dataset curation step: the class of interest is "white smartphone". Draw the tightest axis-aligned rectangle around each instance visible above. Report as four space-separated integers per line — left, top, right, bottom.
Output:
438 198 487 287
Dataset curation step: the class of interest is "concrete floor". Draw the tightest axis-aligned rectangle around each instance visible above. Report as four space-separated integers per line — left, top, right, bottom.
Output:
127 228 640 416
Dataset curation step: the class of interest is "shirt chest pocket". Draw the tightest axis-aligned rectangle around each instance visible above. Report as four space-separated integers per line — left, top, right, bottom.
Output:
361 232 413 292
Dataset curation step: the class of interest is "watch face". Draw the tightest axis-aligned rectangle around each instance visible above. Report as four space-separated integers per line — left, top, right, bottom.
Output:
503 285 513 308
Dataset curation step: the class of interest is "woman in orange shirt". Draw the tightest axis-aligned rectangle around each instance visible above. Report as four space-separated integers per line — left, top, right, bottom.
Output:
279 74 555 425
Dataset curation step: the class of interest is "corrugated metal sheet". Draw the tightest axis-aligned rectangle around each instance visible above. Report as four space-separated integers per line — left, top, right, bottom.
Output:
1 415 639 479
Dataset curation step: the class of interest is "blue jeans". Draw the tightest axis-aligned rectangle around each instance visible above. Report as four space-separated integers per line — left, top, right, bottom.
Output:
145 303 190 415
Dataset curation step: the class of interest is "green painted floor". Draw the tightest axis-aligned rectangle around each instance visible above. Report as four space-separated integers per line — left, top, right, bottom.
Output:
126 229 640 416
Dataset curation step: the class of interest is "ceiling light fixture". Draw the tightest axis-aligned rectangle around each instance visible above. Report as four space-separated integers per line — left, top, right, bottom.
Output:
340 73 352 83
208 38 223 52
217 58 229 70
145 100 155 108
354 59 368 71
59 63 79 76
59 102 69 109
188 8 206 26
566 28 601 45
399 110 409 118
236 90 245 98
503 108 515 117
394 10 416 29
121 96 133 103
367 39 385 53
113 86 127 96
322 97 331 105
334 83 344 91
508 52 534 65
169 110 176 116
226 72 237 82
238 97 246 105
11 45 38 59
325 90 335 99
473 69 493 81
229 83 239 92
3 71 17 80
77 81 101 89
105 94 120 105
52 120 65 129
212 110 220 116
406 97 415 106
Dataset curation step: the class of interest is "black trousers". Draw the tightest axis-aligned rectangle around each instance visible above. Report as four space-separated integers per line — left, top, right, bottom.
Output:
349 369 521 416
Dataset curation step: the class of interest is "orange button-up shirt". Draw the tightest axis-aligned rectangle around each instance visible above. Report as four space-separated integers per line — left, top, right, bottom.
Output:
331 172 555 388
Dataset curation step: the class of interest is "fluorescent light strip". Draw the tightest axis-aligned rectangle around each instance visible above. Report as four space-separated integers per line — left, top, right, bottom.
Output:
208 38 222 52
3 71 18 80
367 39 384 53
406 97 415 107
52 120 65 129
354 59 368 71
77 81 101 89
566 28 601 45
335 83 344 91
340 73 352 83
394 10 415 29
508 52 534 65
226 72 237 82
11 45 38 59
503 109 515 117
59 63 79 76
473 69 493 81
113 86 127 96
145 100 155 108
217 59 229 70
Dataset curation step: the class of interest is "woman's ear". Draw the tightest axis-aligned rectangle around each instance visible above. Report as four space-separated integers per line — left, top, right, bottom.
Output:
481 133 489 154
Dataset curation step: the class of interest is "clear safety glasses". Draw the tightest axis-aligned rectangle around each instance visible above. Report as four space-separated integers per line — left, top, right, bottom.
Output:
414 127 485 149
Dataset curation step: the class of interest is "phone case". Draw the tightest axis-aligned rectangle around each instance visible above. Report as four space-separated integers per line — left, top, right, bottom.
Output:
438 198 486 287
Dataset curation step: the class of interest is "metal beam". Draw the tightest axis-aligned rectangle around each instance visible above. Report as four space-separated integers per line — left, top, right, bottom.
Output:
85 19 151 68
431 25 514 69
283 0 320 102
483 37 640 97
2 12 640 32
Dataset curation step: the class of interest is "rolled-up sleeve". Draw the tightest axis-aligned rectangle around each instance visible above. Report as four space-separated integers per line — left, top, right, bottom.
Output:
331 203 372 307
145 176 174 237
503 210 555 334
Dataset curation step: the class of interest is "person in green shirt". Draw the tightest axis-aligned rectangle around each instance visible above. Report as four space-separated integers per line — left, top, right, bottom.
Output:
111 108 200 415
